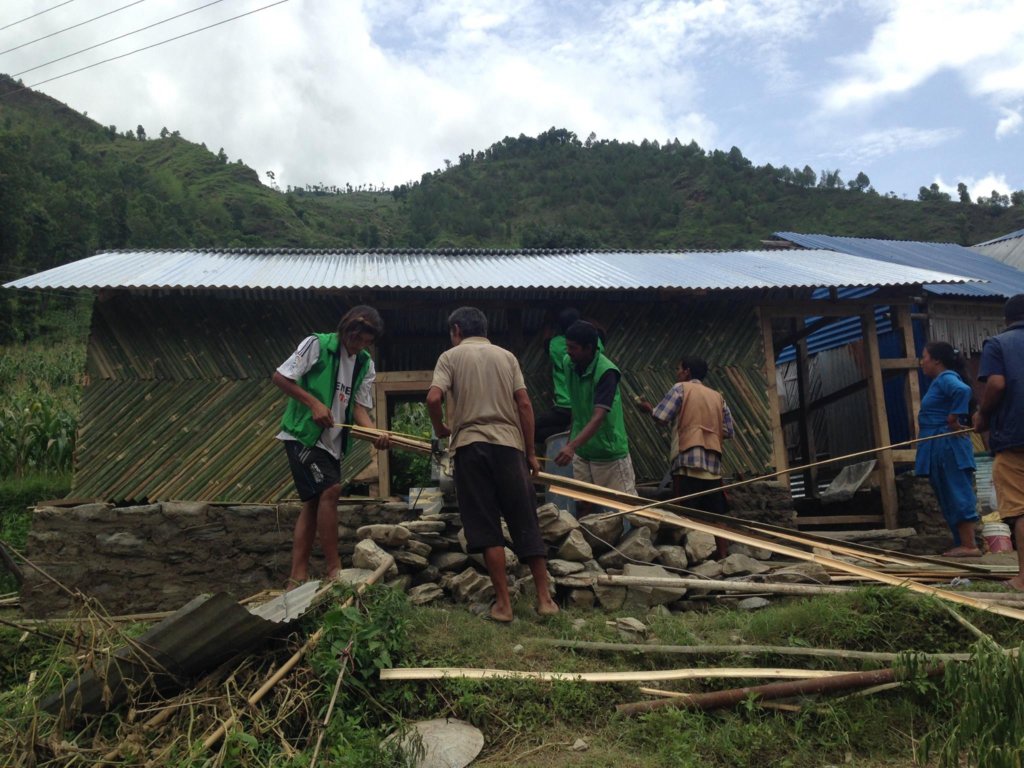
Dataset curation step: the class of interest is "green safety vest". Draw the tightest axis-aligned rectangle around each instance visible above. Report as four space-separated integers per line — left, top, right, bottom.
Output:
549 335 570 408
566 351 629 461
279 332 371 453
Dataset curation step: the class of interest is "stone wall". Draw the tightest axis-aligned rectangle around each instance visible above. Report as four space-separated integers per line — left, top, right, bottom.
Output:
21 481 801 617
21 500 418 617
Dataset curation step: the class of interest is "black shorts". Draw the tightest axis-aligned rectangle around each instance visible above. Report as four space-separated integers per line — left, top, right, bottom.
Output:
284 441 341 501
453 442 546 558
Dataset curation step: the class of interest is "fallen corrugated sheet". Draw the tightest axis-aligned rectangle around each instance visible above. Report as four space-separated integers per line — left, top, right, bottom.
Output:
43 581 320 722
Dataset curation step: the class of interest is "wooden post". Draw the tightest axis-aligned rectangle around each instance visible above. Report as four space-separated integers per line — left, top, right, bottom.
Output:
894 305 922 442
758 309 789 488
793 318 818 497
861 310 898 529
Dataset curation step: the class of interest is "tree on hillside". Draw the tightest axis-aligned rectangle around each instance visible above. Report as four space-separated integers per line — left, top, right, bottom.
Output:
848 171 871 192
918 183 951 202
136 125 146 141
957 182 971 204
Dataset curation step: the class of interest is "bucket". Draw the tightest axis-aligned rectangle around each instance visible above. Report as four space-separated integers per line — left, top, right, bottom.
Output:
543 431 576 517
982 522 1013 554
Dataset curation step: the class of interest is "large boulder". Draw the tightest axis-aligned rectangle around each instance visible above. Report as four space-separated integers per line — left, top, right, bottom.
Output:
578 513 624 553
622 563 688 607
352 539 398 575
447 568 495 603
431 551 470 572
557 529 594 562
357 524 411 548
537 503 580 542
684 531 717 563
655 545 689 571
721 553 771 577
548 559 586 577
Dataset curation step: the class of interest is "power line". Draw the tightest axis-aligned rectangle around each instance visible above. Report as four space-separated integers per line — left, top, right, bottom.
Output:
0 1 76 33
0 0 149 57
13 0 225 77
3 0 290 96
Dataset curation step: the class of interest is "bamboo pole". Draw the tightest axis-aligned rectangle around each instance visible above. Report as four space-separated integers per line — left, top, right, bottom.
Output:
531 639 971 663
308 640 354 768
617 664 945 716
201 556 395 752
380 666 851 683
552 573 1024 605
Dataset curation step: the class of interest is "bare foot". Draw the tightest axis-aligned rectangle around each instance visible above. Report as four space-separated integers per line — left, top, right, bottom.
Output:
941 546 982 558
1005 576 1024 592
489 601 514 623
284 577 304 592
536 599 560 617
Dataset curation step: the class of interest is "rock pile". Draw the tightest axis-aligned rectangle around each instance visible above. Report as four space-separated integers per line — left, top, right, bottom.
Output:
20 483 813 617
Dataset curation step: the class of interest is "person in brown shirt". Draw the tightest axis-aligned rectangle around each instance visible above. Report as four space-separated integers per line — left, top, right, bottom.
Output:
427 306 559 622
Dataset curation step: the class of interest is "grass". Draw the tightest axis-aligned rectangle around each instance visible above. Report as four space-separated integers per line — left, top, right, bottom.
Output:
5 582 1024 766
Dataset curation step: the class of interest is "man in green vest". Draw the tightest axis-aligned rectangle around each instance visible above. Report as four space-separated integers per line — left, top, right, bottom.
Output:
273 305 388 588
535 307 580 443
554 321 637 500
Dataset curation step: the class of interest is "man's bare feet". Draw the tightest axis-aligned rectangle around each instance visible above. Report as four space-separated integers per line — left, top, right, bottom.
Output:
1005 576 1024 592
489 600 514 623
284 577 304 592
536 598 560 617
942 546 982 557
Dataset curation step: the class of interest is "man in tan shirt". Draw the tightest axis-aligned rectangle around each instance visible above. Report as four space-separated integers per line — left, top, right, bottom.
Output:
427 306 559 622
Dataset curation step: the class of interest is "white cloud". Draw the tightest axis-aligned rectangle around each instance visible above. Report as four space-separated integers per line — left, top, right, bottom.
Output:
996 107 1023 139
844 126 960 163
821 0 1024 112
935 173 1014 200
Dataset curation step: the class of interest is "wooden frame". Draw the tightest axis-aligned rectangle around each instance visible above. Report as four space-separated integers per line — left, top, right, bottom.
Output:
373 371 435 498
759 297 920 529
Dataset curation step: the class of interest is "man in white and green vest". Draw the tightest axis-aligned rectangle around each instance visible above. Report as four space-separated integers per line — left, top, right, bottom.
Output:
273 305 388 588
554 320 637 501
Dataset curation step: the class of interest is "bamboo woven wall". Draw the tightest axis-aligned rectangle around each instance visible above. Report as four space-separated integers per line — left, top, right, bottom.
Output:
75 291 772 502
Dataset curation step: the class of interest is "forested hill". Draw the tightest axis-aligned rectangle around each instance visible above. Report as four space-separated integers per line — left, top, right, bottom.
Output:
3 74 1024 285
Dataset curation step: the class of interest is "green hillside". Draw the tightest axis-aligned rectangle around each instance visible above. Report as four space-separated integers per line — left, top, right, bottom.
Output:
3 75 1023 282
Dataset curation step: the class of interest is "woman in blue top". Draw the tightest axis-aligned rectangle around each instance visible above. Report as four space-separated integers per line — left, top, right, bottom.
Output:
915 341 979 557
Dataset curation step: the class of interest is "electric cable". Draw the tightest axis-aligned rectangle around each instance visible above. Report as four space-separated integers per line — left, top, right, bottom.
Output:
0 0 148 58
12 0 227 76
1 0 289 98
0 1 76 33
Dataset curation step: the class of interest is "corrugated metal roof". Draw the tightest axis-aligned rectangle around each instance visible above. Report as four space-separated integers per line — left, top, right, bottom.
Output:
775 232 1022 298
975 227 1024 246
972 227 1024 272
2 247 974 292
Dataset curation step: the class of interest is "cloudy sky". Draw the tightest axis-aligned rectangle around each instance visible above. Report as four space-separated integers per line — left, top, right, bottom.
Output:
2 0 1022 199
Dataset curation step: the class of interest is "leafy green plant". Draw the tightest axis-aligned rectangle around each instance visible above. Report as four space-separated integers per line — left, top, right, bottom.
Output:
922 642 1024 768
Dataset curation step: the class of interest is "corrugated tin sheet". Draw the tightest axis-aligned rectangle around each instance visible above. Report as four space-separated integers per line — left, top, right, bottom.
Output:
73 291 775 502
3 247 973 292
775 232 1024 298
775 286 893 364
45 585 320 720
972 228 1024 272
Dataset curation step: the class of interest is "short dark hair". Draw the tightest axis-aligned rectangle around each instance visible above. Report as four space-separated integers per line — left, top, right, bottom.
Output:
338 305 383 339
681 356 708 381
565 320 599 349
1005 294 1024 323
924 341 968 383
448 306 488 338
557 308 581 334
